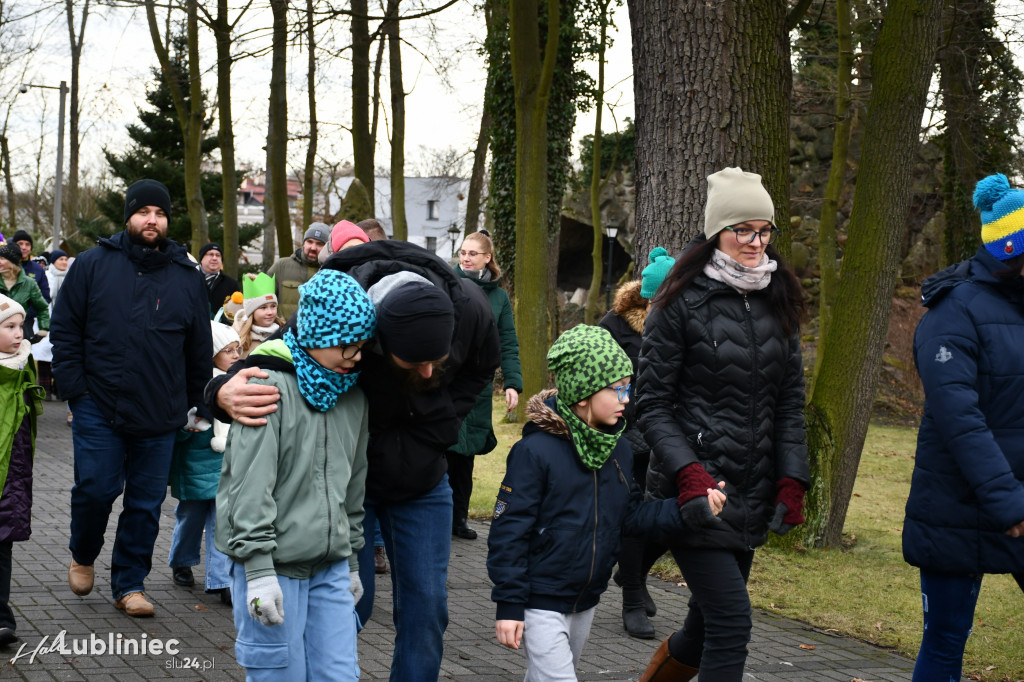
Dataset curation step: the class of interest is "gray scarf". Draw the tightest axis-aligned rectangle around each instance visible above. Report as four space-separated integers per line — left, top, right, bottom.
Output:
704 249 777 293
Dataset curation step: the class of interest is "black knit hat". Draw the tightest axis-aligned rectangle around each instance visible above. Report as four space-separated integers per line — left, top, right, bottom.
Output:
0 243 22 267
11 230 32 246
198 242 223 260
123 179 172 224
376 282 454 363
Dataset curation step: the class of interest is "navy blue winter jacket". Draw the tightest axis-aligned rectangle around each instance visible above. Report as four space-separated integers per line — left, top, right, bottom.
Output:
50 231 212 436
487 390 685 622
903 247 1024 574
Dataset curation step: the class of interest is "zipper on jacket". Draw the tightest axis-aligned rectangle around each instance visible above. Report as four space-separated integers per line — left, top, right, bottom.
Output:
742 293 758 549
572 470 599 613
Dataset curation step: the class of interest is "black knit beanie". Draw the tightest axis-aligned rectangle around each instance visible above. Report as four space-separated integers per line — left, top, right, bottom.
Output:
0 243 22 267
11 230 32 246
123 179 172 225
376 282 454 363
198 242 223 260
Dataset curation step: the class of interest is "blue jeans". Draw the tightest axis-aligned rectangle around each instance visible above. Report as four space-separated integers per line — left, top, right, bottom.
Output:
356 475 452 681
168 500 232 591
69 396 176 599
912 569 983 681
231 560 359 681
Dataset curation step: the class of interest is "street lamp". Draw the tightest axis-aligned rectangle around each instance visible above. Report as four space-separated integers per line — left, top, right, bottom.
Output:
19 81 68 251
605 226 618 309
448 222 462 260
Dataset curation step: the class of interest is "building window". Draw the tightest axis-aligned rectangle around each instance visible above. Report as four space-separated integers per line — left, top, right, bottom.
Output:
426 236 437 252
427 200 440 221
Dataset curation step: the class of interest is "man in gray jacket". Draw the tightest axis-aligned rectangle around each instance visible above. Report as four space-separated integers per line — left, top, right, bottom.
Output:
266 223 328 319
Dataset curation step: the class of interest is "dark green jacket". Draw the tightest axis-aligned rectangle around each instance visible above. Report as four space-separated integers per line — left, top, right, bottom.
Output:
449 267 523 456
1 270 49 331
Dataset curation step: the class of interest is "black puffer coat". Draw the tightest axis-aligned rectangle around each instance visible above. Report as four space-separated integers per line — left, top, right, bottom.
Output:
636 273 808 551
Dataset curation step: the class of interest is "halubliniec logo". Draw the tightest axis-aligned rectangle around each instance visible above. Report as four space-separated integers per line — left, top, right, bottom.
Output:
7 630 209 669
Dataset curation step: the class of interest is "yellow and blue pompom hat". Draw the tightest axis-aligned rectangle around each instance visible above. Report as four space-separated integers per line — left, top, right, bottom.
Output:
975 173 1024 261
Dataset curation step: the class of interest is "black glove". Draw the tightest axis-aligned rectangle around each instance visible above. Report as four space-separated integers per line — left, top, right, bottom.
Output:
28 334 44 345
768 502 794 536
678 496 722 529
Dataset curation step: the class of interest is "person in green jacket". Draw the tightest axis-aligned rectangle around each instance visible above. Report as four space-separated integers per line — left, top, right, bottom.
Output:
265 224 328 320
447 230 523 540
0 244 48 342
215 268 375 681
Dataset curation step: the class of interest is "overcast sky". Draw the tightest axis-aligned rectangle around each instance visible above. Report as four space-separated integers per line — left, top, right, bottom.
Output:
4 1 634 193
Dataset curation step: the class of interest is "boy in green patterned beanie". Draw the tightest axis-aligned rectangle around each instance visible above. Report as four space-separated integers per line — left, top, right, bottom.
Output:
487 325 725 676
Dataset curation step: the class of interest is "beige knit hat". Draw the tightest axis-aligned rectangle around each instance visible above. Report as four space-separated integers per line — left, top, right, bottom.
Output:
703 167 776 240
0 294 26 326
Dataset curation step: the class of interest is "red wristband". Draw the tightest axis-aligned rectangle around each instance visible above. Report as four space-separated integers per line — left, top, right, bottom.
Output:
676 463 718 506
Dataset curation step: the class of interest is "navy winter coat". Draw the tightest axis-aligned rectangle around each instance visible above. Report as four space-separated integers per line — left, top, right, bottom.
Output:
903 247 1024 574
50 231 213 436
487 391 685 622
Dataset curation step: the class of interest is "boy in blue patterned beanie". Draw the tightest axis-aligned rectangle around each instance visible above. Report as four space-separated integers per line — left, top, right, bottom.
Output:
215 267 375 681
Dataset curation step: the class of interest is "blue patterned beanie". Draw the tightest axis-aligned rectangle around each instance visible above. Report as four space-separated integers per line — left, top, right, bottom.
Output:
974 173 1024 261
296 270 376 348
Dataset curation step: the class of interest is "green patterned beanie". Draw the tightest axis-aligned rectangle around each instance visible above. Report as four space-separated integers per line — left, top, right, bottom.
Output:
546 325 634 470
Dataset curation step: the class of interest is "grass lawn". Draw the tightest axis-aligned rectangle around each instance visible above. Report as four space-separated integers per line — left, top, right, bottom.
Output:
468 398 1024 682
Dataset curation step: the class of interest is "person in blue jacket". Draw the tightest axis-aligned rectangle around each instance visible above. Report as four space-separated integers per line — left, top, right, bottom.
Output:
50 179 213 618
904 172 1024 682
487 325 725 681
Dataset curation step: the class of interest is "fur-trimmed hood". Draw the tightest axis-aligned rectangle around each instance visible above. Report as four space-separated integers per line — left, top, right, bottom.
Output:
612 280 648 335
525 388 568 437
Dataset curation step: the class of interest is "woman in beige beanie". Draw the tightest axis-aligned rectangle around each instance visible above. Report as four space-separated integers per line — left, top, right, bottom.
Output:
634 168 809 681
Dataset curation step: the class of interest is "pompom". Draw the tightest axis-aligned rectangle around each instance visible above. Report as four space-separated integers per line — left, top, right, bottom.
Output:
974 174 1010 212
231 291 244 304
648 246 669 263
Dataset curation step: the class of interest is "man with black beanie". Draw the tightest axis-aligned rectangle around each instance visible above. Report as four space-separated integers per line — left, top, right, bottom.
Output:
196 242 239 318
11 229 50 306
50 178 213 618
208 239 501 681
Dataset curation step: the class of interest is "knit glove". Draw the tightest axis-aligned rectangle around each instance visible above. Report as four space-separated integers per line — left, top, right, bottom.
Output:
185 407 212 432
350 571 363 603
768 478 807 536
676 462 719 506
679 496 723 529
246 575 285 626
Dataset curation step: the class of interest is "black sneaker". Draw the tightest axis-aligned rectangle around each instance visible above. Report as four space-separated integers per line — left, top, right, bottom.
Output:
0 628 18 647
172 566 195 587
452 518 478 540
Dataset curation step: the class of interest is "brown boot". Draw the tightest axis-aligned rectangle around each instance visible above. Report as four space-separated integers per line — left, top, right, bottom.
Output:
68 560 94 596
639 637 699 682
114 592 155 618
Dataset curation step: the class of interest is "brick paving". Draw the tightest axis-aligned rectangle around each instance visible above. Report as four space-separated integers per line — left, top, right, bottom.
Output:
0 402 933 681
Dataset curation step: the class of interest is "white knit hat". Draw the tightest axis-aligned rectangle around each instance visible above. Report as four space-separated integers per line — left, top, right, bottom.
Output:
703 167 776 240
210 320 241 357
0 294 26 326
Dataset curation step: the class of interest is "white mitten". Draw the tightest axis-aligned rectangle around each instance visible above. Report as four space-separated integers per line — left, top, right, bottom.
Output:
349 571 364 603
185 407 212 432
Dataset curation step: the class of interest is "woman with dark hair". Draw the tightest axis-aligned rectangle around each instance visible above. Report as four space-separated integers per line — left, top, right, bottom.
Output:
903 173 1024 682
635 167 809 681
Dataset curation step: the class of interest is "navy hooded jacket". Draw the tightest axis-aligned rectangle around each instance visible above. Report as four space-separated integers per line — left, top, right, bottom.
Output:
903 247 1024 574
50 231 213 437
487 391 685 622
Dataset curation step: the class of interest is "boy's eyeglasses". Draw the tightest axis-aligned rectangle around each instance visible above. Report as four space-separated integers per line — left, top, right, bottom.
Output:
607 384 630 401
458 250 488 258
725 225 780 245
340 343 364 360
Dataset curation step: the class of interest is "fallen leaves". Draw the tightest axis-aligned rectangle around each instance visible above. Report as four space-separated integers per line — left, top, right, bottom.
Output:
798 644 816 650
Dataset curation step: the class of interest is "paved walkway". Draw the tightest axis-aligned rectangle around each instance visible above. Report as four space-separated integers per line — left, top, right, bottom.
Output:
0 403 927 681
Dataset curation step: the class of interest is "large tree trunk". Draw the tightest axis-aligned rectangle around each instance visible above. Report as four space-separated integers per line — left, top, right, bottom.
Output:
465 106 491 235
584 0 610 325
805 0 944 547
938 0 985 266
351 0 375 211
510 0 559 408
212 0 239 277
387 0 408 241
144 0 208 252
628 0 792 263
65 0 89 241
302 0 318 233
268 0 290 256
813 0 852 379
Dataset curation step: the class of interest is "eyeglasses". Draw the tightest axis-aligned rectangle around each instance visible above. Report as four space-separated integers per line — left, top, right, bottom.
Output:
607 384 630 401
725 224 780 245
340 343 365 360
458 250 488 258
